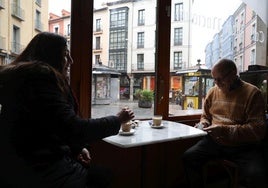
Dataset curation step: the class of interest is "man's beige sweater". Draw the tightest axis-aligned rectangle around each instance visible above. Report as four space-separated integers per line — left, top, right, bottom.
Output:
201 80 266 146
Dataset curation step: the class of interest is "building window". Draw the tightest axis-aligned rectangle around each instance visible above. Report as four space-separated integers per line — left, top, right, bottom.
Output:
250 49 255 65
35 10 42 31
109 7 128 72
67 24 71 36
110 30 126 50
138 9 145 26
35 0 41 6
95 55 100 64
137 54 144 70
109 51 126 71
174 3 183 21
174 27 182 45
137 32 144 48
96 19 101 31
54 26 59 34
174 51 182 69
251 23 256 42
96 36 101 50
110 8 127 28
12 25 20 54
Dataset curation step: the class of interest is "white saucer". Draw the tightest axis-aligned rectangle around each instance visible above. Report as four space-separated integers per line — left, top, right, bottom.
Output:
150 124 164 129
119 129 135 136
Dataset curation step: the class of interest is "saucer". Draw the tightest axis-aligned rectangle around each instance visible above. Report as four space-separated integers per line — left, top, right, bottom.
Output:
119 129 135 136
150 124 164 129
148 121 164 129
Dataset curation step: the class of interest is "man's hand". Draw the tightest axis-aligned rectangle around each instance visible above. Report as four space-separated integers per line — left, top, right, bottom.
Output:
203 124 223 140
117 107 135 124
77 148 91 167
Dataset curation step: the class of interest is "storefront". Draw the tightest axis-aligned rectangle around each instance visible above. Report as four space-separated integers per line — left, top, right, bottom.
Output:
176 68 213 109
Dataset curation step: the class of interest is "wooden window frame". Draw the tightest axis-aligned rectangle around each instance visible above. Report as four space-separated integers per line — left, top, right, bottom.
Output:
70 0 201 124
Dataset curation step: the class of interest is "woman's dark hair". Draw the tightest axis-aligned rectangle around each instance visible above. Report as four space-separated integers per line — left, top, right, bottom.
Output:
12 32 67 74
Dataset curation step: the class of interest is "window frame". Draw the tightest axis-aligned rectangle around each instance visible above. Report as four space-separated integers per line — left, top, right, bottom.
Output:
70 0 203 123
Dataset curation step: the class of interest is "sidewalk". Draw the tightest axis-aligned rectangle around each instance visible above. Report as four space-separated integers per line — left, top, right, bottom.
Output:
91 100 200 119
91 100 154 119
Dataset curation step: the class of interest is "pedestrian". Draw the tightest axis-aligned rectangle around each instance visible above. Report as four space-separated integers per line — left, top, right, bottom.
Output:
182 58 267 188
0 32 135 187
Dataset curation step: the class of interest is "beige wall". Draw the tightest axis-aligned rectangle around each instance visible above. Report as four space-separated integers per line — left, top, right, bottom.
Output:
0 0 48 65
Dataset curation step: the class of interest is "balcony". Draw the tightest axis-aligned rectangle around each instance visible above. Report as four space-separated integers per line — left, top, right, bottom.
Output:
11 42 23 54
0 36 5 50
11 3 25 21
93 46 102 53
94 28 103 35
0 0 5 9
35 20 43 32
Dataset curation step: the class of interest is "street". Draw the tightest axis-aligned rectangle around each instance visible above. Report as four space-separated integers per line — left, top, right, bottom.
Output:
91 100 201 119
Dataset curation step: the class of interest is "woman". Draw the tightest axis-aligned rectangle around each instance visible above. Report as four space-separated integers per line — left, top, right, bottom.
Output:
0 32 134 187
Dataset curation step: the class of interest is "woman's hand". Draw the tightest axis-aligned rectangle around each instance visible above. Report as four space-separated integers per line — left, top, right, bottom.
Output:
77 148 91 167
117 107 135 124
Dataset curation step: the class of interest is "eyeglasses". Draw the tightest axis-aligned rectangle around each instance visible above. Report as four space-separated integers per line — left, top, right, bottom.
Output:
212 70 232 83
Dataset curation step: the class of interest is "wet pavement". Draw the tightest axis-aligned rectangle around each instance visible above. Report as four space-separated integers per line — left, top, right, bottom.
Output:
91 100 198 119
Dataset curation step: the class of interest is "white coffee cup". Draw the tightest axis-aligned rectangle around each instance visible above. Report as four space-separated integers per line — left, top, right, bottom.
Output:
152 115 162 126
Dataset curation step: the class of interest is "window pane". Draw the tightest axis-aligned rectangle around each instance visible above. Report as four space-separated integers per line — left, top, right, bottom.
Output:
168 0 261 117
92 0 156 119
46 0 267 120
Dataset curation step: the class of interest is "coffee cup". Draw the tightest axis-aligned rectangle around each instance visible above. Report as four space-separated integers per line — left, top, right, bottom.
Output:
152 115 162 126
121 121 132 132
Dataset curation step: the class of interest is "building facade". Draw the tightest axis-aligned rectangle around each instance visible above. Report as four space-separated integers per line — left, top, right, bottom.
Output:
0 0 48 65
205 2 267 72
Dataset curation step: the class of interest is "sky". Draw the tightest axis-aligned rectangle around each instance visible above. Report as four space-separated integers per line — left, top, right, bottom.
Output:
48 0 242 65
191 0 242 64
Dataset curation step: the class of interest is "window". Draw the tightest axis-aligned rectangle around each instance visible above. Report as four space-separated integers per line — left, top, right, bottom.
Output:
35 10 42 31
109 51 126 71
109 7 128 72
110 8 127 28
174 27 182 45
174 51 182 69
137 54 144 70
250 49 255 65
66 1 268 123
12 25 20 54
54 26 59 34
35 0 41 6
96 36 101 50
138 9 145 25
12 0 25 20
174 3 183 21
96 19 101 31
67 24 71 36
137 32 144 48
95 55 100 64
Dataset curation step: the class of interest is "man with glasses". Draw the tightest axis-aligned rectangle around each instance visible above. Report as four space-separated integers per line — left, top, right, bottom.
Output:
183 58 267 188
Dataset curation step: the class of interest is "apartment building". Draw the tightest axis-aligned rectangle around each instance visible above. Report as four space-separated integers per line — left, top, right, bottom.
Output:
0 0 48 65
102 0 192 99
49 9 71 45
205 2 267 72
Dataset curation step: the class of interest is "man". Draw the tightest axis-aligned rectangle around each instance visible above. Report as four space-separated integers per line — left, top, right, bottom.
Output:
183 59 267 188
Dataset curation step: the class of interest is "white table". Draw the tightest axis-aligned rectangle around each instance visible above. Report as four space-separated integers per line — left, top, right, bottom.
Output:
104 120 207 148
103 120 207 188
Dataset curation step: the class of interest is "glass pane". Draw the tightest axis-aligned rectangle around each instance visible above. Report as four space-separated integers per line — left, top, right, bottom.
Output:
47 0 267 119
168 0 268 117
92 0 157 119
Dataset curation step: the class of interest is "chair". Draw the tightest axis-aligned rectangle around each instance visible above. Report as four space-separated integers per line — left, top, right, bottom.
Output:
203 159 239 188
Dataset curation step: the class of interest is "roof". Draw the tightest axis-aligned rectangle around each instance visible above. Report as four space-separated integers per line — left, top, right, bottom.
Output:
93 63 121 75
